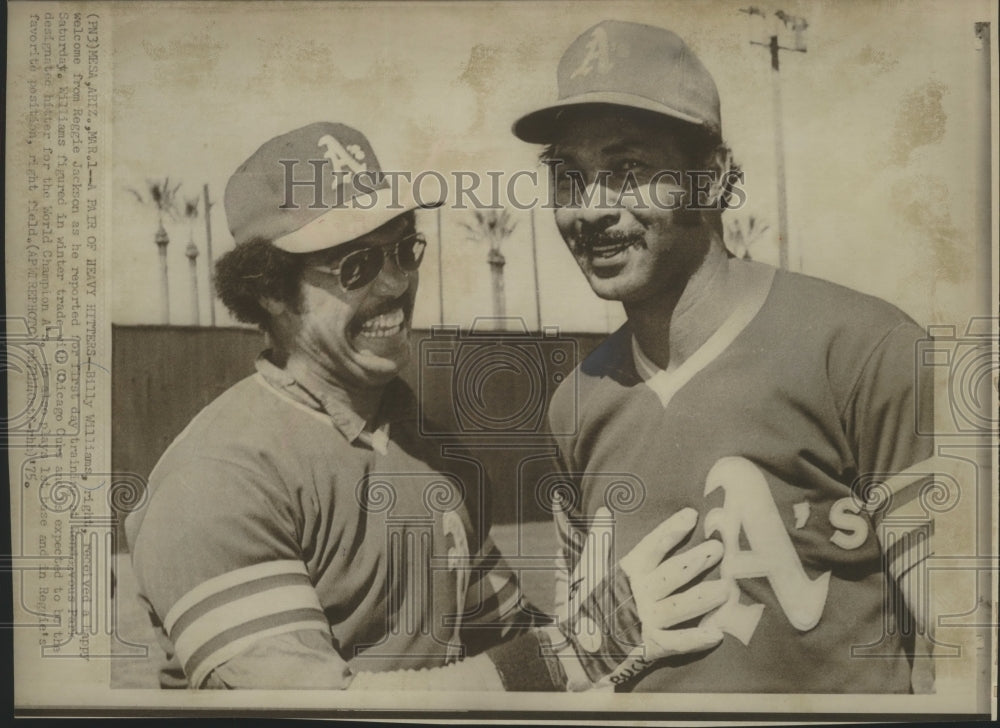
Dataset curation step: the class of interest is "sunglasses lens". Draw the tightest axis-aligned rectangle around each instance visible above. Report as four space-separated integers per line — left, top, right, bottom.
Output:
333 235 424 290
396 235 426 272
339 248 383 290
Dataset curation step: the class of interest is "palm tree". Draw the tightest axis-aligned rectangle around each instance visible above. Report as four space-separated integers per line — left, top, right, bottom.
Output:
129 178 182 323
725 214 770 261
461 209 517 327
183 197 201 325
129 177 182 232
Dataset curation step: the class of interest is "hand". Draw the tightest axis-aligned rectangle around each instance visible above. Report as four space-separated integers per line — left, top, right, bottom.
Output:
620 507 726 660
556 506 726 689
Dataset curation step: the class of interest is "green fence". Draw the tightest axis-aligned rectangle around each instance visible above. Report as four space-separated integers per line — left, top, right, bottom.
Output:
112 325 607 526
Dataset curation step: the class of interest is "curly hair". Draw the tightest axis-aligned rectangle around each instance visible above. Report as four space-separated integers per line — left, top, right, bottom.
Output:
214 239 304 329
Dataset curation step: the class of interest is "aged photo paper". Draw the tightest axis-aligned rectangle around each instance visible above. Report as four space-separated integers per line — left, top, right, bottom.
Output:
5 0 998 720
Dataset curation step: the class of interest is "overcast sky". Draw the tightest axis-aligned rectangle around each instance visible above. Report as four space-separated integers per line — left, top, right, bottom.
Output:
110 0 992 332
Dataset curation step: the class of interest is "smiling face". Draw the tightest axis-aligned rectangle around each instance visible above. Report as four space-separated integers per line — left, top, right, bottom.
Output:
546 106 718 304
272 212 420 390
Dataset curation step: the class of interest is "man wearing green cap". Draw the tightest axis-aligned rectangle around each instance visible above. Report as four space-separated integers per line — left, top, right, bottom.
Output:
514 20 935 693
125 121 730 690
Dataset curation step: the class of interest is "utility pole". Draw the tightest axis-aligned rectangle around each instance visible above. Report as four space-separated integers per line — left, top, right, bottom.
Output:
436 206 445 325
744 7 807 270
203 184 217 326
529 207 542 330
768 33 791 270
974 22 991 314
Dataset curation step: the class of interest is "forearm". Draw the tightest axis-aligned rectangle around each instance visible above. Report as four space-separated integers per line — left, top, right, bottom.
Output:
350 627 571 692
202 629 353 689
202 507 725 692
200 627 566 692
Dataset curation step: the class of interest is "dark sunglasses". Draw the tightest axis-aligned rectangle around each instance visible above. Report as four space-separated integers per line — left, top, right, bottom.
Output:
307 232 427 291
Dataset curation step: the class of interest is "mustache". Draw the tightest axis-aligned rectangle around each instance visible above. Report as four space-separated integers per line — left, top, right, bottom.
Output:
348 293 412 332
575 228 645 251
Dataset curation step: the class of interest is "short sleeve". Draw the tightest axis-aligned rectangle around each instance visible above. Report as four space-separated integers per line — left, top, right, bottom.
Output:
846 320 934 482
128 458 331 687
547 379 579 473
844 320 936 582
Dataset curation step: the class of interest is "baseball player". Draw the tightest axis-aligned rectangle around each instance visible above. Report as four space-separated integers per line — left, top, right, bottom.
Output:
124 122 730 690
513 21 936 693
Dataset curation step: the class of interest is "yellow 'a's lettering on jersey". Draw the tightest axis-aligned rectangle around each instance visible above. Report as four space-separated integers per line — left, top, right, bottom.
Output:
829 497 870 550
702 457 831 644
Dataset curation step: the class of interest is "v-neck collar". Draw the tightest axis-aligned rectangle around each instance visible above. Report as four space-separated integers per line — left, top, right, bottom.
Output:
631 262 776 409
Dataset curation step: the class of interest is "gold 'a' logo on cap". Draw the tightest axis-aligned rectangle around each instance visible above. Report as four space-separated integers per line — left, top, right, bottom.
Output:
318 134 368 188
570 27 611 79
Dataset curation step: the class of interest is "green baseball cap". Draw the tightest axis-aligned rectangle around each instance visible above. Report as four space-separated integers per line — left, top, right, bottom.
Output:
513 20 721 143
225 122 442 254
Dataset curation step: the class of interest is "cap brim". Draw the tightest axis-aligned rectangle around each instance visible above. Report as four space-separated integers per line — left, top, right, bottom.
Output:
273 183 444 254
512 92 713 144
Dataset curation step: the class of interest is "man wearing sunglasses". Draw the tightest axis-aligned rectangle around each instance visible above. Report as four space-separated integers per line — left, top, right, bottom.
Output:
125 122 729 691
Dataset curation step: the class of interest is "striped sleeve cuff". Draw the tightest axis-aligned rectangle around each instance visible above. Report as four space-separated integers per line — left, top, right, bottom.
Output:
163 560 329 688
870 458 940 519
868 457 942 582
881 522 934 582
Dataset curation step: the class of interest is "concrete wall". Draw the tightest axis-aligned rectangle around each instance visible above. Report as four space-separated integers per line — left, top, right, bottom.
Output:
112 325 608 525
